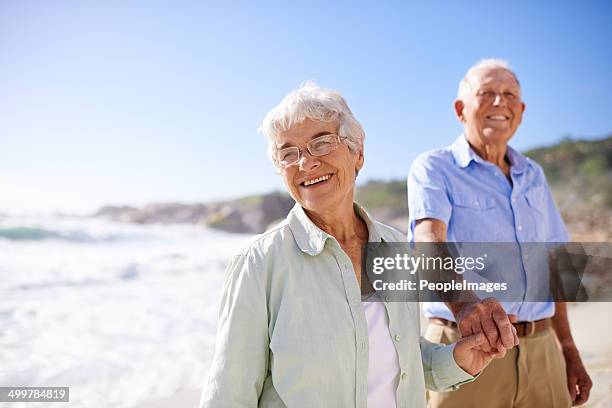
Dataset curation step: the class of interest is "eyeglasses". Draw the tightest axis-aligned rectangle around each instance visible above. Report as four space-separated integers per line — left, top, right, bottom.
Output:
276 133 345 168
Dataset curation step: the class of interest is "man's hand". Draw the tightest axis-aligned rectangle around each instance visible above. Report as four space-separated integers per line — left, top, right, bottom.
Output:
451 298 519 352
563 345 592 406
453 332 507 376
552 302 592 405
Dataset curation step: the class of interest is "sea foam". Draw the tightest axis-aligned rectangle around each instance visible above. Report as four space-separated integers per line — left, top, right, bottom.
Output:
0 214 249 408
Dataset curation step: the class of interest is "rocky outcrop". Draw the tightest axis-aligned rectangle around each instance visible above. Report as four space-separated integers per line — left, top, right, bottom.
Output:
93 192 295 234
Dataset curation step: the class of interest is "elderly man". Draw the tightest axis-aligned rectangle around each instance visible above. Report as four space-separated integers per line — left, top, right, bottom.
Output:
408 59 592 407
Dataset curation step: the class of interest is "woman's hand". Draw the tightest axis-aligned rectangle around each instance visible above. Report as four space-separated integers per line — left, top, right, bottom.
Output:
453 329 517 376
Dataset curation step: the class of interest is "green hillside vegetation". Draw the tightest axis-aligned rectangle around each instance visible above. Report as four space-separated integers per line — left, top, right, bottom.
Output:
523 135 612 209
355 179 407 212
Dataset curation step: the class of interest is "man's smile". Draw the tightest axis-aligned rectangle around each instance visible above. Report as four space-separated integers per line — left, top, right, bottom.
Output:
486 114 510 121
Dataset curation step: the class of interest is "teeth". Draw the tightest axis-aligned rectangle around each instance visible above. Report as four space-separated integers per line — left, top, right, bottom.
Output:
304 174 331 186
488 115 508 120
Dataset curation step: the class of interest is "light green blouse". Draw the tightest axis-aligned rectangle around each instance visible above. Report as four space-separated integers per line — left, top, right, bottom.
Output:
201 203 473 408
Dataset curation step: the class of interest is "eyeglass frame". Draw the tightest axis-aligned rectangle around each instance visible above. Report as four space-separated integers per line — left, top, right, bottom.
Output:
275 133 348 169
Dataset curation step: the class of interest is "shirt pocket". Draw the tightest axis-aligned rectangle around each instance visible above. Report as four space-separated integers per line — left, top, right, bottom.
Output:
525 186 547 240
451 193 498 241
453 193 496 210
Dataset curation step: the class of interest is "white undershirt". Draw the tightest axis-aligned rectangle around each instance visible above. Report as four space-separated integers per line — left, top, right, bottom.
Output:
362 300 401 408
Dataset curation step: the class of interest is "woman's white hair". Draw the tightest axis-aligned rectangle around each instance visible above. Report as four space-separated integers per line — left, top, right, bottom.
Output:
259 81 365 168
457 58 521 101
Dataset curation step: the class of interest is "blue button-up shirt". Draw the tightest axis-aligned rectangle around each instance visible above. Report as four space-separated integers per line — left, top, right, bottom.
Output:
407 135 569 322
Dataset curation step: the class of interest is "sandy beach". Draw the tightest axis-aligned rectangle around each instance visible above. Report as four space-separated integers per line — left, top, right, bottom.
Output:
565 303 612 407
135 302 612 408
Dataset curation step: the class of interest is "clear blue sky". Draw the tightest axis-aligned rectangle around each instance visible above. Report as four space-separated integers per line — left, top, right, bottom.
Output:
1 1 611 214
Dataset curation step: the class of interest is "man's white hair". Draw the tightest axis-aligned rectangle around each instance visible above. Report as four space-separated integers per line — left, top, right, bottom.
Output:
259 81 365 168
457 58 521 100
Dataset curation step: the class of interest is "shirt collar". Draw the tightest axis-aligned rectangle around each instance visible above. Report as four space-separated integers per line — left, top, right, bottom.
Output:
288 202 385 256
506 144 528 174
451 134 528 173
451 134 480 168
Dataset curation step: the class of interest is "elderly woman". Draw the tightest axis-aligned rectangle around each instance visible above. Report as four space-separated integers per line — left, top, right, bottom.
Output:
200 82 514 408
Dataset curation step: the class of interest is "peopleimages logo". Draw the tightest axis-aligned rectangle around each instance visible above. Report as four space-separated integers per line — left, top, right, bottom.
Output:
371 253 487 275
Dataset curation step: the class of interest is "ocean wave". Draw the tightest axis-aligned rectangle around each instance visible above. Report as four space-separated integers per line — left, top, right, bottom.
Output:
14 278 108 291
0 227 61 241
0 226 124 243
0 217 252 407
0 215 250 293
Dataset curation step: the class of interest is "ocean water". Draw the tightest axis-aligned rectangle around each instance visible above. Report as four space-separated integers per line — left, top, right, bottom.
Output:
0 214 250 408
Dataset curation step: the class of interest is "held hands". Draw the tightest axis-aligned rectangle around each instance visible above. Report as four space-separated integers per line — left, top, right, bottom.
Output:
453 332 508 376
454 297 519 352
451 297 519 376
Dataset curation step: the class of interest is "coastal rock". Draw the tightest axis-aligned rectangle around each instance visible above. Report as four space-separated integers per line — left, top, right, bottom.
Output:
93 192 295 234
205 206 248 233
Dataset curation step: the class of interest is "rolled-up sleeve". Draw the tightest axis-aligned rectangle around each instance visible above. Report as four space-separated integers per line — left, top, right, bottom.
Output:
419 338 475 392
408 154 452 237
200 251 269 408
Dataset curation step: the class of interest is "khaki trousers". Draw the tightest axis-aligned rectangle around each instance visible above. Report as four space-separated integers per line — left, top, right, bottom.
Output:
425 323 572 408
